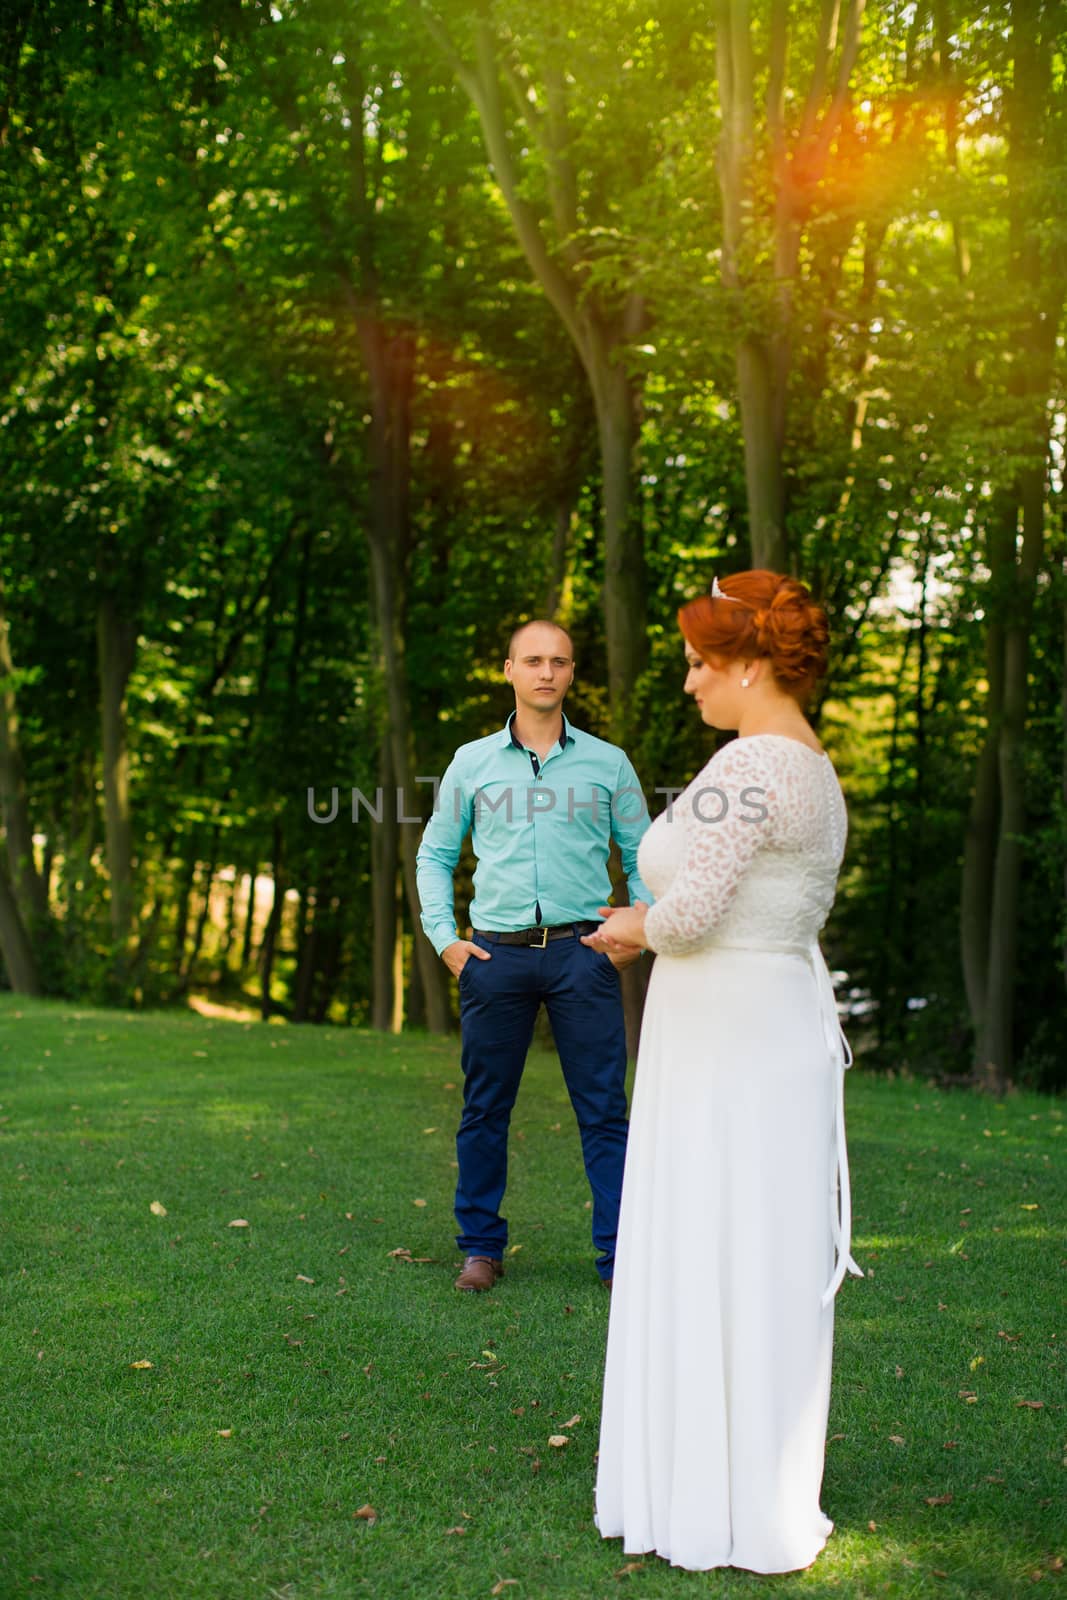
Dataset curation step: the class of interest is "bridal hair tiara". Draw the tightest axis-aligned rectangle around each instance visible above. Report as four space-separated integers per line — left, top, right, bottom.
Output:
711 575 744 603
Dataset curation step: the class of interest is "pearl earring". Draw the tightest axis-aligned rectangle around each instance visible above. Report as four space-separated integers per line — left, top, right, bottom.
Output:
741 677 750 688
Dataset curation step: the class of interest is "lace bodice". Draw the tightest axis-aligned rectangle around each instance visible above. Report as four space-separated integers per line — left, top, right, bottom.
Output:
641 735 847 958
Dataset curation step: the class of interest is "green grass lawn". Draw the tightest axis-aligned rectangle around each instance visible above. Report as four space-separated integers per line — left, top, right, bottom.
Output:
0 995 1063 1600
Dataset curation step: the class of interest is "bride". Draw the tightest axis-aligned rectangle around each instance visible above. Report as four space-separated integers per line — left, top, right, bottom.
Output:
583 570 861 1574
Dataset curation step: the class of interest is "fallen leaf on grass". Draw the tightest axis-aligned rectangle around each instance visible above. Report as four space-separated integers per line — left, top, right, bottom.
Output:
1016 1399 1044 1409
353 1504 377 1523
867 1521 877 1532
129 1360 153 1370
997 1330 1021 1342
217 1429 232 1438
295 1274 315 1284
615 1562 645 1577
228 1219 250 1229
958 1390 978 1403
149 1201 167 1217
547 1435 570 1448
490 1584 518 1596
925 1494 953 1506
413 1198 427 1208
888 1435 905 1446
444 1526 467 1535
1020 1203 1039 1211
943 1441 960 1449
561 1414 581 1428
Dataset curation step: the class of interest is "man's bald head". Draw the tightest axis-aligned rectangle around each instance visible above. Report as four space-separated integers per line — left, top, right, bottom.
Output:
506 620 574 662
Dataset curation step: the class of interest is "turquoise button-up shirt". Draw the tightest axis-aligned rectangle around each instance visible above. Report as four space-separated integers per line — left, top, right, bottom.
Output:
416 713 652 954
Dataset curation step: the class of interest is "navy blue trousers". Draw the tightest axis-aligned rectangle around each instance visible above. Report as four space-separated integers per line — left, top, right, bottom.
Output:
456 931 629 1279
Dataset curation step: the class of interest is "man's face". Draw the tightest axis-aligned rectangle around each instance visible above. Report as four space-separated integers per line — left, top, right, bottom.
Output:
504 624 575 715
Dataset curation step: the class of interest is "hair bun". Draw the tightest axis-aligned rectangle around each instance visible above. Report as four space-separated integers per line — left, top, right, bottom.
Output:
759 577 829 684
678 569 830 700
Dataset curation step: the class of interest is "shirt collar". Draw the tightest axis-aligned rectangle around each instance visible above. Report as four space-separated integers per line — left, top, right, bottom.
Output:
502 710 574 752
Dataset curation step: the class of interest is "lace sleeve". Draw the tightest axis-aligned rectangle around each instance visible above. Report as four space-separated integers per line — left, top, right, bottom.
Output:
643 739 778 957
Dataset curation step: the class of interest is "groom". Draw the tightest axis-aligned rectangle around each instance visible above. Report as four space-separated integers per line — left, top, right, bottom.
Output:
416 620 650 1291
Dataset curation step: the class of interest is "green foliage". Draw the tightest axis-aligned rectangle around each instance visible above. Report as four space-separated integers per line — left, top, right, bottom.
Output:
0 0 1064 1079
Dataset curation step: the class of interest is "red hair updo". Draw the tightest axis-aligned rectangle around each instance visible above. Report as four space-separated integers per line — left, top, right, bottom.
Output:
678 570 829 702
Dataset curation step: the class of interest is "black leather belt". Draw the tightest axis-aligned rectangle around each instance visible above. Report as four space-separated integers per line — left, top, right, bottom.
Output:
474 921 600 949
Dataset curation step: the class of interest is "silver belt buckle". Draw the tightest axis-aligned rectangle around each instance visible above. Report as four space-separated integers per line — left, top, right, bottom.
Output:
530 926 549 949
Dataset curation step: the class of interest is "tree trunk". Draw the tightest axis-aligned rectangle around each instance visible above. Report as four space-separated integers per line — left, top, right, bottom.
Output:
545 493 574 619
172 839 199 980
715 0 787 570
219 871 239 968
423 13 648 724
292 885 318 1024
978 476 1044 1089
960 665 1003 1028
313 915 342 1024
259 822 285 1022
0 856 40 993
240 869 257 975
713 0 865 573
0 572 47 929
733 338 788 569
178 828 220 996
96 590 137 951
370 737 399 1031
360 321 451 1034
592 354 649 724
967 0 1062 1088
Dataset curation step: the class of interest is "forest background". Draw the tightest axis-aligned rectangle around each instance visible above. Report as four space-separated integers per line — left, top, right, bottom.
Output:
0 0 1064 1092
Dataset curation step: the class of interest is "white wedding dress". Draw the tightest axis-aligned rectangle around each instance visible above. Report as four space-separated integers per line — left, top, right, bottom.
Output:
595 734 861 1573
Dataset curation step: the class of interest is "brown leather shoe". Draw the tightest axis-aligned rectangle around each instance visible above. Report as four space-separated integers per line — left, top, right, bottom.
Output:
454 1255 504 1292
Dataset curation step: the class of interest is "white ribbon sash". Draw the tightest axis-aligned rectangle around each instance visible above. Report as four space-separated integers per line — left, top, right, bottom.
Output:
705 938 863 1307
